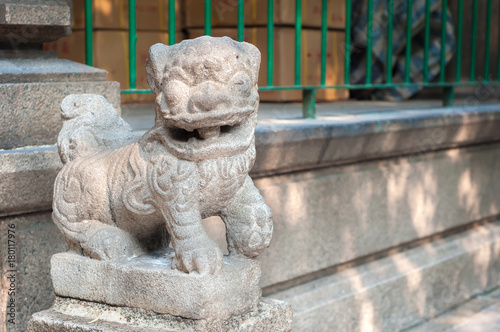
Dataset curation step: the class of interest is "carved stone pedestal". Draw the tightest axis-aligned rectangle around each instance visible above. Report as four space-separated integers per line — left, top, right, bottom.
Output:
28 297 292 332
50 251 262 320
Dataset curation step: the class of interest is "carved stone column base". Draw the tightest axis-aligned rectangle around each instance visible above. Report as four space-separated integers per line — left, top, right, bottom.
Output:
27 297 292 332
51 251 262 320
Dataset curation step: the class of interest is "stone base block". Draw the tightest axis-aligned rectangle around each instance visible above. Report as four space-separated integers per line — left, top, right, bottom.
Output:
51 251 261 320
28 297 292 332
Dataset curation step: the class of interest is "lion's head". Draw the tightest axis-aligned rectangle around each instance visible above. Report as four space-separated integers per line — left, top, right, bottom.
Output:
145 36 261 161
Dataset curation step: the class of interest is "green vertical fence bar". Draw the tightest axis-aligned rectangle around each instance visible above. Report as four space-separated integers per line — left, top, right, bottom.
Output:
423 0 431 82
294 0 302 86
344 0 351 85
404 0 412 83
455 0 463 82
238 0 244 42
85 0 93 66
168 0 175 45
386 0 393 84
320 0 327 85
115 0 500 108
303 89 316 119
439 0 447 83
267 0 274 86
129 0 136 89
205 0 211 35
443 87 454 106
470 0 478 81
440 0 453 105
366 0 373 84
498 6 500 81
484 0 492 81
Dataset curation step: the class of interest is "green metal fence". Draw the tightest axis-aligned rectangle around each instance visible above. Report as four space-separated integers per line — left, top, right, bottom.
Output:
84 0 500 119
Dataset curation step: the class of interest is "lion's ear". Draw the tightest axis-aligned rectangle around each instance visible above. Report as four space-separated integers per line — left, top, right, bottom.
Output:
146 43 170 95
240 42 261 85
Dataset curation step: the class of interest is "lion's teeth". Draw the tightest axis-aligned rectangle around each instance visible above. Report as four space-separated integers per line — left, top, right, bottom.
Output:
196 126 220 139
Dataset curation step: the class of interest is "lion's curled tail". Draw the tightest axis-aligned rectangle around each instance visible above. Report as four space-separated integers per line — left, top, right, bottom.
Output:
57 94 135 164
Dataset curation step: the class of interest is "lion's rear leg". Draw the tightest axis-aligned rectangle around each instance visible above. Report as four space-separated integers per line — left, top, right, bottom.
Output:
52 208 147 260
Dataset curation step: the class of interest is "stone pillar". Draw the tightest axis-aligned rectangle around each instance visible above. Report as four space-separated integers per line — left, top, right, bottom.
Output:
0 1 120 331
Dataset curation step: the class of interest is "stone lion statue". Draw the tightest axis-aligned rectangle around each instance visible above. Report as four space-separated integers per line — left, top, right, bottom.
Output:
52 36 273 275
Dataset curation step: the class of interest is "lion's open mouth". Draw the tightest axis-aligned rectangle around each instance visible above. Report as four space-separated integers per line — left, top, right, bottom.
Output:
169 124 235 142
159 116 256 162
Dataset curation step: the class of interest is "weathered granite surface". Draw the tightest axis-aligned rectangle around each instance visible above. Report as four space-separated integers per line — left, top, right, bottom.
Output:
0 46 118 214
28 297 292 332
0 57 108 83
253 103 500 177
51 38 271 273
229 141 500 289
408 288 500 332
0 0 72 45
0 0 71 26
448 302 500 332
0 81 120 149
0 146 61 217
0 212 67 332
51 251 262 320
272 221 500 331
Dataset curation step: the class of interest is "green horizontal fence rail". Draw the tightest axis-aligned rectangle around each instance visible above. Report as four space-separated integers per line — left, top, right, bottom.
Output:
83 0 500 119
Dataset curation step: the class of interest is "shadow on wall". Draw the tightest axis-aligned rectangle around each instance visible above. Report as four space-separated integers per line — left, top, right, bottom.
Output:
203 107 500 330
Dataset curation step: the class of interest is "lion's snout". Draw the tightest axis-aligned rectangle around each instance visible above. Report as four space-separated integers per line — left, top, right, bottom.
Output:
188 85 232 114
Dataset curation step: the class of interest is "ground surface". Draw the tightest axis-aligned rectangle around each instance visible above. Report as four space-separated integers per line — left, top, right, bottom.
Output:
406 288 500 332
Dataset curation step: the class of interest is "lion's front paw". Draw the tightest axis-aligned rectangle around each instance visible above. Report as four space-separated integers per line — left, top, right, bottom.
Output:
226 204 273 258
172 237 223 275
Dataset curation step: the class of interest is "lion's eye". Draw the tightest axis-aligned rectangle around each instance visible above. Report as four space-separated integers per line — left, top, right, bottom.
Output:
168 67 191 85
165 80 190 108
230 72 251 96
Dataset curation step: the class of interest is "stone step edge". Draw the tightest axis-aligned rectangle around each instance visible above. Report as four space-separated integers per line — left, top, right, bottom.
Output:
28 298 293 332
405 287 500 332
270 220 500 331
0 59 109 84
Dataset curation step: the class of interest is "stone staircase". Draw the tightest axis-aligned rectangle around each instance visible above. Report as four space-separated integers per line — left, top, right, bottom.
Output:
406 287 500 332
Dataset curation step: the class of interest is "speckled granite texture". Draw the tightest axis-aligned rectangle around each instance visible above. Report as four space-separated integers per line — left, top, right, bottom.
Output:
28 297 293 332
51 251 262 320
0 0 72 44
0 0 71 26
0 57 108 83
0 81 120 149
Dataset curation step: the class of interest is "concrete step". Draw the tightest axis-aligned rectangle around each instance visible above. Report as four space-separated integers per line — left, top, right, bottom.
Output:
0 57 109 83
0 54 119 150
406 288 500 332
0 80 120 149
270 221 500 331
